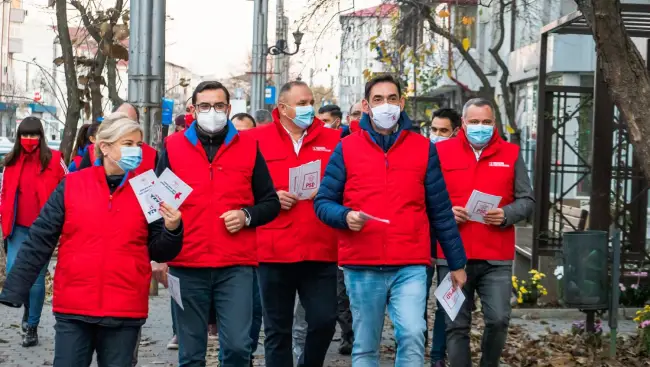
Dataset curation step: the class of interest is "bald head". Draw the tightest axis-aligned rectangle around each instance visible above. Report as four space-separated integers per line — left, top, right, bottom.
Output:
115 103 139 122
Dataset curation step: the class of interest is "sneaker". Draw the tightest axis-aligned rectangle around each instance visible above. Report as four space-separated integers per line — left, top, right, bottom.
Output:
166 335 179 350
338 339 352 355
208 324 218 340
22 325 38 347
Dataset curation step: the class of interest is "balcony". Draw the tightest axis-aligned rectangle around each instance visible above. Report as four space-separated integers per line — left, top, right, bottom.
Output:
8 37 22 54
10 8 26 23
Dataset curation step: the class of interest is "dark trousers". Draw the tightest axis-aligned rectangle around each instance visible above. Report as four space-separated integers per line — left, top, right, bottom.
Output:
336 268 353 342
53 318 140 367
170 266 254 367
258 261 337 367
425 265 447 363
438 261 512 367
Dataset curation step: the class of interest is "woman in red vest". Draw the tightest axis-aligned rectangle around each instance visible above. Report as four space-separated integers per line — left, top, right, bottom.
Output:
68 123 99 173
0 113 184 366
0 116 67 347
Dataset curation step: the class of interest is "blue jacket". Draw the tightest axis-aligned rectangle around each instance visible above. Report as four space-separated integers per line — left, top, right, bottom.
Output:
314 112 467 271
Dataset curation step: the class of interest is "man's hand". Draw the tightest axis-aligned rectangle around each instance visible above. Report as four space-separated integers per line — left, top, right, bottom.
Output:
484 208 505 226
346 211 367 231
450 268 467 290
220 210 247 234
151 262 169 288
277 190 298 210
160 202 182 231
452 206 469 224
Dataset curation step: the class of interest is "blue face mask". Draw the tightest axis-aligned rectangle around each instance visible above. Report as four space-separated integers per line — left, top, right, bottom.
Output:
115 146 142 172
285 105 315 129
465 124 494 147
430 135 450 144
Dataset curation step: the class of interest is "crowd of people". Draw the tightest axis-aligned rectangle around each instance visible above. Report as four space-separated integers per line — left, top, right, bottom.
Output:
0 74 534 367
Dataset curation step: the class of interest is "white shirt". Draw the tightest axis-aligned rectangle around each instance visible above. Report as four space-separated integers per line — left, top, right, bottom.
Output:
282 124 307 154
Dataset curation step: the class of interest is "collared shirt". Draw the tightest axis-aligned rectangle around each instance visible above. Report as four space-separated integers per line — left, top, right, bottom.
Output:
282 124 307 154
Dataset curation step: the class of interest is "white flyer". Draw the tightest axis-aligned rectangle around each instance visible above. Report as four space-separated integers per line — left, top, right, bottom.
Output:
359 211 390 224
130 169 193 223
129 169 163 223
465 190 502 224
288 160 321 200
434 273 465 321
157 168 193 210
167 273 184 310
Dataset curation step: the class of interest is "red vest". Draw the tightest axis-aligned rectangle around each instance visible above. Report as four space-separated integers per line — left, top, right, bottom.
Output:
1 150 66 239
165 123 258 268
338 130 431 266
349 120 361 133
86 143 156 174
436 129 519 261
244 109 339 263
72 155 82 169
54 166 150 318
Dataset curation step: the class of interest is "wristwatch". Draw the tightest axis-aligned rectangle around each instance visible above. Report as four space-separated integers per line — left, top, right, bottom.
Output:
242 209 252 227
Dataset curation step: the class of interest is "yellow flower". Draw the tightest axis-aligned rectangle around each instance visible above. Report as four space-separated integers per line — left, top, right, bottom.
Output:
537 284 544 289
512 276 518 281
517 297 523 304
638 310 643 315
541 290 548 296
520 287 528 294
634 316 641 322
539 273 546 278
529 269 538 275
533 274 542 281
521 280 526 284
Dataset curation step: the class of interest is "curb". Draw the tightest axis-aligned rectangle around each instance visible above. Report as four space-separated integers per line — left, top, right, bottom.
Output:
511 307 643 320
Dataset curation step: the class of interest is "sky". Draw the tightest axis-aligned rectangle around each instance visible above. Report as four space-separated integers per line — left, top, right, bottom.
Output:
165 0 380 86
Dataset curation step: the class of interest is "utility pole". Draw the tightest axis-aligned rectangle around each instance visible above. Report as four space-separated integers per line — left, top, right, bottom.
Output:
250 0 268 114
128 0 165 147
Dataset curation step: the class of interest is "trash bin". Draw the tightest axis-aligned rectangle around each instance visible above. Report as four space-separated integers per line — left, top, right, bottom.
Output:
562 230 609 310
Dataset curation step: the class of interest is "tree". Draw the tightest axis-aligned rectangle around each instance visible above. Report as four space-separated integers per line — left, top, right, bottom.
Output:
312 85 337 111
574 0 650 178
52 0 130 162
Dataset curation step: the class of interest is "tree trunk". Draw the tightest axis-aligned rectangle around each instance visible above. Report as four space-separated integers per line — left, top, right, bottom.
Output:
107 57 124 108
56 0 81 162
90 53 107 123
575 0 650 178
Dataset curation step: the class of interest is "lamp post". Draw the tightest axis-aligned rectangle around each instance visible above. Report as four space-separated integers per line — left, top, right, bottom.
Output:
267 29 304 56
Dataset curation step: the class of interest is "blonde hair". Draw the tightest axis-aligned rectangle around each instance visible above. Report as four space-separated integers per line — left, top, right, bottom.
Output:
94 112 143 158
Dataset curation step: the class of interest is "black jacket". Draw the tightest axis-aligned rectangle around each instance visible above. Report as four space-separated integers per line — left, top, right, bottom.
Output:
156 124 280 228
0 174 184 310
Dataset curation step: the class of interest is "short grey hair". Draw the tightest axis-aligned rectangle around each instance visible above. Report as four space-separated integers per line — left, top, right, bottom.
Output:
94 112 143 158
462 98 495 118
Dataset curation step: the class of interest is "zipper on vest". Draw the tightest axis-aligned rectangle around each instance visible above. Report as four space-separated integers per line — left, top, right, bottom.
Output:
384 153 389 168
209 163 213 180
108 194 113 210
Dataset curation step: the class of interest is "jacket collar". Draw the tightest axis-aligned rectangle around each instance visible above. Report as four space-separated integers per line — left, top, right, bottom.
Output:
271 107 325 146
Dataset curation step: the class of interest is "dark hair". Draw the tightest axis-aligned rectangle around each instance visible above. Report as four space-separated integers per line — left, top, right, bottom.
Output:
364 74 402 101
462 98 495 117
432 108 462 129
4 116 52 171
409 125 421 134
192 81 230 105
87 123 100 140
72 124 91 156
279 80 309 101
318 105 343 120
232 113 257 127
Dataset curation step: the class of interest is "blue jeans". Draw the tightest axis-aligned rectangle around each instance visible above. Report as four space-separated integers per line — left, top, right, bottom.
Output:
218 268 263 362
344 266 427 367
170 266 254 367
6 225 48 327
425 265 447 362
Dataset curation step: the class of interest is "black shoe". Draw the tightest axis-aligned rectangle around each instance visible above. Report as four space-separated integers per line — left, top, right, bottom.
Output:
22 325 38 347
338 339 352 355
21 307 29 333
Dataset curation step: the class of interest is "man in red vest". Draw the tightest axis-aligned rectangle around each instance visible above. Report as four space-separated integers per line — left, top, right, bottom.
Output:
313 74 467 365
78 103 158 172
341 101 362 138
244 80 340 367
435 98 534 367
155 81 280 366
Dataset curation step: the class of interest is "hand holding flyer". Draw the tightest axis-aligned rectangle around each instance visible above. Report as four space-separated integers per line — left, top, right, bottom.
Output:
359 211 390 224
289 160 321 200
130 169 193 223
465 190 502 224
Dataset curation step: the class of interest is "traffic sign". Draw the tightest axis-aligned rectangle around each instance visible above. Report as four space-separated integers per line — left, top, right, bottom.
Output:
265 86 276 105
162 98 174 126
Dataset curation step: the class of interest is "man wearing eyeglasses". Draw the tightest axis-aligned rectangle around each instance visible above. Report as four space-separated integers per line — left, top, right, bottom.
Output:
156 81 281 367
435 98 534 367
243 80 340 367
341 101 362 138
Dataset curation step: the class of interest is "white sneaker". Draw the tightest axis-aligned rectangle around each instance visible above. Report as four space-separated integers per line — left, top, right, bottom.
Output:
167 335 179 350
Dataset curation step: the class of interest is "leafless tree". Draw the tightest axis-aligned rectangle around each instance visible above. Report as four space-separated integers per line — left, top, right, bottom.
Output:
575 0 650 178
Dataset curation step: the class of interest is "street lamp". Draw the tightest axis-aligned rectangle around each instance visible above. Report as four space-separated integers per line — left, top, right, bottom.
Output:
267 29 304 56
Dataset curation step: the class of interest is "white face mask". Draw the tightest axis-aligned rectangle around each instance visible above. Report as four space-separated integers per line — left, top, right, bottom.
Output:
197 109 228 133
370 103 401 130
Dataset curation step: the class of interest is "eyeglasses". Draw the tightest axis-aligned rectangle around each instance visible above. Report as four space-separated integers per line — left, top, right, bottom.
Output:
195 103 228 113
